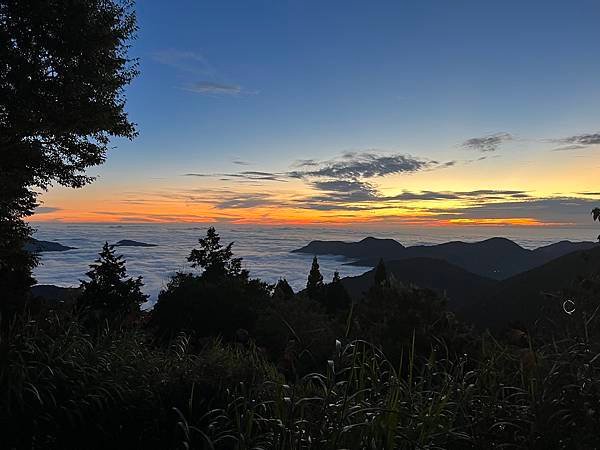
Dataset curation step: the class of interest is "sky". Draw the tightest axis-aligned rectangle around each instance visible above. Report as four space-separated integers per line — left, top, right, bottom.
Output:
33 0 600 228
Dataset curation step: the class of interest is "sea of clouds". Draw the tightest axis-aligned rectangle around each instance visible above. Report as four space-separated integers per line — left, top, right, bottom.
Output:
32 223 594 306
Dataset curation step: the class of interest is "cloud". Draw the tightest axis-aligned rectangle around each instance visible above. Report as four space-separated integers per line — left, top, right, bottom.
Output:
184 81 245 96
151 49 213 75
311 180 379 202
557 133 600 146
292 185 534 212
551 144 588 152
152 49 254 96
33 206 61 214
461 132 513 152
437 197 598 225
550 133 600 151
215 193 277 209
185 171 286 182
233 160 250 166
289 152 435 179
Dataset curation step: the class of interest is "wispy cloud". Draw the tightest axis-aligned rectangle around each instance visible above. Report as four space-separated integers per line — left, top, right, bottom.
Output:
152 49 254 97
215 193 278 209
311 180 379 202
151 49 214 75
289 152 439 179
185 171 287 182
33 206 61 214
550 132 600 151
183 81 256 96
462 132 513 152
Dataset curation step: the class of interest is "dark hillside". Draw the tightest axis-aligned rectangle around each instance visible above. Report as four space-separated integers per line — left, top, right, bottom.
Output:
342 257 496 310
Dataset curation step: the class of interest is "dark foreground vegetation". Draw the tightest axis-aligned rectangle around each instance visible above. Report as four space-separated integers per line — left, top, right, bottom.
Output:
2 226 600 449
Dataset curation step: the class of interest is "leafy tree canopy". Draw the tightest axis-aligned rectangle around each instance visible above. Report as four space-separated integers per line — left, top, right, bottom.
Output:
0 0 138 313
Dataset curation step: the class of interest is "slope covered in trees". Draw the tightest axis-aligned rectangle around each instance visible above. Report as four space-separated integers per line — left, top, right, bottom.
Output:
294 236 597 279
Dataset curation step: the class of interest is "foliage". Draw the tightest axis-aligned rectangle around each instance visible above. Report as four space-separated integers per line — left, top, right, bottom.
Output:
0 312 278 450
355 278 473 365
151 272 270 341
273 278 295 300
0 0 138 313
374 258 388 286
254 295 339 379
306 256 324 300
152 228 271 340
322 271 352 314
188 226 248 281
77 242 147 328
0 218 37 317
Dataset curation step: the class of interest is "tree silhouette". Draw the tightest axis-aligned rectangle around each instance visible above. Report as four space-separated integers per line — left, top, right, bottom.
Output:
0 0 138 313
78 242 147 327
306 256 324 299
593 208 600 242
188 227 248 281
323 271 351 314
273 278 294 300
374 258 388 286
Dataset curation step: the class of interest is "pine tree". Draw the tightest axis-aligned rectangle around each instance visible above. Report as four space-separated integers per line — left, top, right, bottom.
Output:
332 271 341 283
323 271 351 314
188 227 248 280
78 242 147 326
374 258 388 286
307 256 324 299
273 278 294 300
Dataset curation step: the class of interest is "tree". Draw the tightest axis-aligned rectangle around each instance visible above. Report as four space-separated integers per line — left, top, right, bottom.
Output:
374 258 388 286
77 242 147 327
187 227 248 281
151 227 270 339
306 256 324 300
273 278 294 300
593 208 600 242
0 0 138 314
323 271 351 314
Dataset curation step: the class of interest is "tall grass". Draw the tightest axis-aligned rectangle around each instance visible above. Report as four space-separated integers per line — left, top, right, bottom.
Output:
174 329 600 449
2 310 599 449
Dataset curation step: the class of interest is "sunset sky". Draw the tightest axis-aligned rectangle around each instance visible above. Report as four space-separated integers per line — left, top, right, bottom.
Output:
33 0 600 228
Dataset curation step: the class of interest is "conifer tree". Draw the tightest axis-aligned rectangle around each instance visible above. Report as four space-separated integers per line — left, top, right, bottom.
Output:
273 278 294 300
374 258 388 286
78 242 147 326
188 227 248 280
307 256 324 299
323 271 351 314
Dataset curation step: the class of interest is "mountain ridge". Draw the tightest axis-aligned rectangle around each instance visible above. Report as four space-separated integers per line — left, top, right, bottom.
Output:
294 236 597 280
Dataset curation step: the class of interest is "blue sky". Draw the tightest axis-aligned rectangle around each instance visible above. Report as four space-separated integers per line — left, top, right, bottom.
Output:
37 0 600 226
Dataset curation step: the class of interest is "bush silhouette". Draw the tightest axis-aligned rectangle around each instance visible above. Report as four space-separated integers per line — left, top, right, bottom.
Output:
151 228 270 340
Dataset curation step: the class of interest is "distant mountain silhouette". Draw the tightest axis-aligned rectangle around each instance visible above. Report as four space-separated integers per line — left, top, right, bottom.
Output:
25 238 76 252
114 239 157 247
294 237 597 280
31 284 81 303
338 245 600 331
461 246 600 329
292 236 405 259
341 257 496 310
